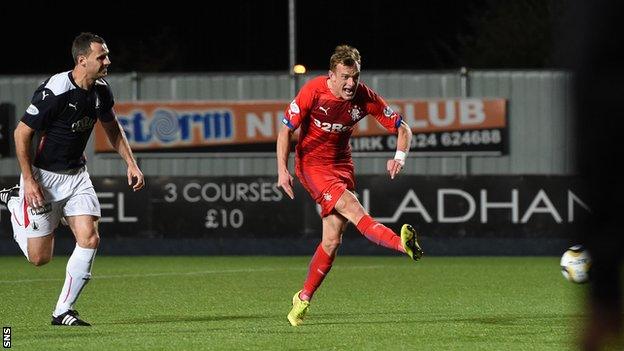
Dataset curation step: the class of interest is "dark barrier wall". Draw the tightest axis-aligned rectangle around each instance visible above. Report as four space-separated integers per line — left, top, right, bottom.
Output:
0 103 15 157
0 176 587 255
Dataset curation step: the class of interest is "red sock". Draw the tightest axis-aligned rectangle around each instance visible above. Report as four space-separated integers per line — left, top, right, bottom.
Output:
301 244 335 301
356 215 405 253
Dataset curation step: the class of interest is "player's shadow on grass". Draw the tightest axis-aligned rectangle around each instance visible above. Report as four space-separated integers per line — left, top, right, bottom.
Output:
309 312 584 327
442 313 585 326
102 314 271 325
310 311 420 326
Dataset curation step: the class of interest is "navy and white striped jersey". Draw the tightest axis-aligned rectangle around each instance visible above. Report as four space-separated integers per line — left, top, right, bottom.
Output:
21 71 115 171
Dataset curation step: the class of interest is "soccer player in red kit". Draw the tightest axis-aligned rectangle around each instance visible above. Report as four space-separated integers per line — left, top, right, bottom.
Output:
276 45 423 326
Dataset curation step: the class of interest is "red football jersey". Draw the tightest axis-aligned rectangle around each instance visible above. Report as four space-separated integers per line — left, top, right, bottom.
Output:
283 76 402 165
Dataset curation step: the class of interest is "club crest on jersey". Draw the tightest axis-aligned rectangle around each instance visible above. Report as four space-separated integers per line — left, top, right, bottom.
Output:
349 105 363 121
289 100 300 114
323 192 332 201
72 116 96 132
383 106 395 118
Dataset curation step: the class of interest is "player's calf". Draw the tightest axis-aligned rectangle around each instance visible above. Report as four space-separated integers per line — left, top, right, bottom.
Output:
356 215 404 252
53 244 97 318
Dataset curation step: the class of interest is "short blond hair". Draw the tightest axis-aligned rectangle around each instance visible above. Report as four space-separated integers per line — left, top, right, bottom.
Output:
329 45 361 71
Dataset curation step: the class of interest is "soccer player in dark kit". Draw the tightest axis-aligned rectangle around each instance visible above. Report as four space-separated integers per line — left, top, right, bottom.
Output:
0 32 144 326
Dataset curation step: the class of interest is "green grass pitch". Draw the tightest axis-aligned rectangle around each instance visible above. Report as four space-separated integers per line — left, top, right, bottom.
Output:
0 256 585 350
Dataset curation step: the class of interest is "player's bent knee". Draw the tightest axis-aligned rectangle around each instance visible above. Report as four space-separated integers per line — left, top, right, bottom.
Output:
77 233 100 249
335 197 365 221
322 238 342 253
29 254 52 266
334 198 350 214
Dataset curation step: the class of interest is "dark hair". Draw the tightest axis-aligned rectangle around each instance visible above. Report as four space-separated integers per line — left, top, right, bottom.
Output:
71 32 105 63
329 45 361 71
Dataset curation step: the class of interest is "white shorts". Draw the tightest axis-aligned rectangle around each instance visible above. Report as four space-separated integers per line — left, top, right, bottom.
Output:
7 166 101 239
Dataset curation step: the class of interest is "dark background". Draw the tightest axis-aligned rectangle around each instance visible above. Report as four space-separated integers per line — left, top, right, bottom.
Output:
0 175 588 255
0 0 566 74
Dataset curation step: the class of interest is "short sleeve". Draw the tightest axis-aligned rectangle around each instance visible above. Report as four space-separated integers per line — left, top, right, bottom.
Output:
363 84 402 134
21 84 64 131
282 80 316 130
96 79 115 122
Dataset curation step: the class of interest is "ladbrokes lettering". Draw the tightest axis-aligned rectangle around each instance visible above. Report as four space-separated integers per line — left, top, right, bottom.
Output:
362 188 589 224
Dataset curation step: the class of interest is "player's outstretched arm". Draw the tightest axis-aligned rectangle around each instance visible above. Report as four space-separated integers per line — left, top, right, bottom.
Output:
276 125 295 199
387 120 413 180
100 119 145 191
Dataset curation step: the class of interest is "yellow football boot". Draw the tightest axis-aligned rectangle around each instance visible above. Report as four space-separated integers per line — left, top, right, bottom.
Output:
287 290 310 326
401 224 423 261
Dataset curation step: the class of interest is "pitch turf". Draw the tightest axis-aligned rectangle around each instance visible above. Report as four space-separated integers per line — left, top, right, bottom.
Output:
0 255 586 350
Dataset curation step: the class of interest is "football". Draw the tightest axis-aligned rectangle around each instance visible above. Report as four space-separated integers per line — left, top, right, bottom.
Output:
560 245 591 283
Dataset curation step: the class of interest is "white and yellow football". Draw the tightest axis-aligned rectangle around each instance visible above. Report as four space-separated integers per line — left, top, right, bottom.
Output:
560 245 591 284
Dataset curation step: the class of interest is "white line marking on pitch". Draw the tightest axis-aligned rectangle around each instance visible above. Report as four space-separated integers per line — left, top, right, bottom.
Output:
0 264 403 284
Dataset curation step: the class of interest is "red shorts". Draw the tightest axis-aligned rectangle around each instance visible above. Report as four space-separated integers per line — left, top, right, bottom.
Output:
295 160 355 217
